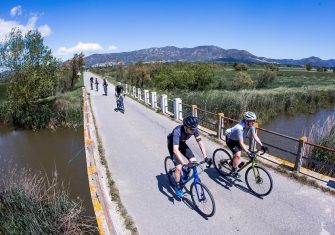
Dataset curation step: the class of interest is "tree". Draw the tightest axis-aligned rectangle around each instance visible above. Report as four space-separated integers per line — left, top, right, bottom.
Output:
233 72 254 90
0 28 59 128
233 62 248 71
256 69 277 88
306 63 312 71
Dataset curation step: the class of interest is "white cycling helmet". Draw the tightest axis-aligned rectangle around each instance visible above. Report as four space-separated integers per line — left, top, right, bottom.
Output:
242 111 257 121
116 82 121 86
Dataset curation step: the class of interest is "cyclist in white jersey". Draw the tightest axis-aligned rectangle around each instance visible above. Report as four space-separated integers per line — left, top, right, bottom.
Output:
225 111 268 177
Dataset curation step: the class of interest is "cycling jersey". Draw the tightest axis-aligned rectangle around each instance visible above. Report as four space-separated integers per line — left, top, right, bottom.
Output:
168 125 201 145
226 121 255 141
115 85 123 95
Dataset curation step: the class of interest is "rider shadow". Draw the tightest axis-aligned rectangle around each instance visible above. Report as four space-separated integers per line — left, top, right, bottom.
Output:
155 173 210 220
204 168 263 199
156 173 179 204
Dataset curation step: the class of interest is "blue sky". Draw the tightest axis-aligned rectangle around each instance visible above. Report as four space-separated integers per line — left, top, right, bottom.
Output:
0 0 334 61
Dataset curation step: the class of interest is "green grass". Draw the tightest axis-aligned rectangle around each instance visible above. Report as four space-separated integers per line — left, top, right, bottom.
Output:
0 82 8 102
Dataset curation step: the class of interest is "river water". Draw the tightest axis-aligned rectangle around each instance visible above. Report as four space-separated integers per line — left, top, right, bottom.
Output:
259 107 335 163
0 125 95 218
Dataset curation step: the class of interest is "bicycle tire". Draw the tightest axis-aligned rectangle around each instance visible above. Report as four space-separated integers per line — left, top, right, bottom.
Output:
164 156 177 187
245 165 273 196
213 148 233 176
190 181 216 217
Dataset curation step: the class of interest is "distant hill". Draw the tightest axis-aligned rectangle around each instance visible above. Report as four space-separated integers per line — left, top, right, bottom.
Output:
84 46 335 67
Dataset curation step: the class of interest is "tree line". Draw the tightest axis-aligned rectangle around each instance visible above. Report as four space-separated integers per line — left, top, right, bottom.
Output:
0 28 85 128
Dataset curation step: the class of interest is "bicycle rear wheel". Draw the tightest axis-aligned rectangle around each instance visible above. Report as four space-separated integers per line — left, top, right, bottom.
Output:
164 156 177 187
213 148 233 176
190 182 216 217
245 166 273 196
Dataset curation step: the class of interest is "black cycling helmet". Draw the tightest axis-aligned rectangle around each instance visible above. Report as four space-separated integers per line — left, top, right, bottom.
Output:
183 115 198 128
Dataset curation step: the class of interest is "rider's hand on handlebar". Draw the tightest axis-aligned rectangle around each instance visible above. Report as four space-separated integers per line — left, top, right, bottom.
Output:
261 146 269 153
205 157 213 168
247 151 256 159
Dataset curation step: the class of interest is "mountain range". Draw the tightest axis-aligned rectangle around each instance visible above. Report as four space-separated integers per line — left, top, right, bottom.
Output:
84 46 335 68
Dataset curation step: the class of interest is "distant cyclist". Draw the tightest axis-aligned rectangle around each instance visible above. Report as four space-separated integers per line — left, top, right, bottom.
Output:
103 79 108 96
167 115 212 198
225 111 268 177
90 77 94 90
95 78 99 92
114 82 125 113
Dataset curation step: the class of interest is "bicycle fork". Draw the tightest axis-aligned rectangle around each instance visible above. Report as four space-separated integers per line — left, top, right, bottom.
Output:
193 167 206 202
251 162 262 184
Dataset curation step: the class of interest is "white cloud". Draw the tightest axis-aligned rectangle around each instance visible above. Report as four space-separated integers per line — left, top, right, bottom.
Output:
38 24 52 37
10 5 22 17
0 16 52 40
55 42 103 56
108 45 118 51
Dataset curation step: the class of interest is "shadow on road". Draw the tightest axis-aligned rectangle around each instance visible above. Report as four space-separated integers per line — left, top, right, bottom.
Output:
156 172 210 220
156 173 179 204
204 168 263 199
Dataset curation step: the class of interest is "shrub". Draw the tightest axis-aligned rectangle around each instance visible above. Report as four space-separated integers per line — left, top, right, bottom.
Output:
233 72 254 90
0 167 97 234
233 62 248 71
256 69 277 88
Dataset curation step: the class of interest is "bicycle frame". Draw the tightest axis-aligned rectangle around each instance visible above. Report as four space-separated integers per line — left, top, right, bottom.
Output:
180 164 206 201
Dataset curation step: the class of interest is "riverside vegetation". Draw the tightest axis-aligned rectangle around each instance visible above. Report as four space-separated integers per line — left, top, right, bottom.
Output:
0 28 85 129
92 62 335 176
0 29 96 232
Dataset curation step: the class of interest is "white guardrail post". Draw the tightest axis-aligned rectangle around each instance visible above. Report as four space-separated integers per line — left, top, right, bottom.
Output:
144 90 150 105
132 87 136 98
161 94 168 114
125 84 128 94
137 88 141 100
151 92 157 109
173 98 182 120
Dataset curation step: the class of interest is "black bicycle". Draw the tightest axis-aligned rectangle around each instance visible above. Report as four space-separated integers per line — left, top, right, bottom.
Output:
164 157 216 217
115 94 125 113
213 148 273 196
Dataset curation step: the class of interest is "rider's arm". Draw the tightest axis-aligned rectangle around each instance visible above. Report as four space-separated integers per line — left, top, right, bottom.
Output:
194 133 207 159
238 138 250 154
252 131 264 148
173 145 187 165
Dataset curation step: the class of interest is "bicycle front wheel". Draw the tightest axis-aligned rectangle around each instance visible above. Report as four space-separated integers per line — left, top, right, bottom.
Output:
213 148 233 176
245 166 273 196
164 156 177 187
190 182 216 217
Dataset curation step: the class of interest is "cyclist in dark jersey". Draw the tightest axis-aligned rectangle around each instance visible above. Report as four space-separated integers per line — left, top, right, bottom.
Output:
90 77 94 90
167 115 212 198
114 82 125 113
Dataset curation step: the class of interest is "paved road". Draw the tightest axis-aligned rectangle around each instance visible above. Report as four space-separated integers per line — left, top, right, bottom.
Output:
85 72 335 235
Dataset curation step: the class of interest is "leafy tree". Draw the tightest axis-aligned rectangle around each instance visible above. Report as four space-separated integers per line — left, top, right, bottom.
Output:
233 72 254 90
316 67 324 72
266 64 279 71
0 28 59 128
256 69 277 88
233 62 248 71
306 63 312 71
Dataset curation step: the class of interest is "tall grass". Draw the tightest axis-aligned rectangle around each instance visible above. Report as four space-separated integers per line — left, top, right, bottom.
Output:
0 167 97 234
304 116 335 177
177 86 335 124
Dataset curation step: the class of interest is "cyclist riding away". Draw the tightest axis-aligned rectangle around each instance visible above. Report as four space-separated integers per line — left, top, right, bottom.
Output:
90 77 94 90
225 111 268 177
167 115 212 198
103 79 108 96
114 82 125 113
95 78 99 92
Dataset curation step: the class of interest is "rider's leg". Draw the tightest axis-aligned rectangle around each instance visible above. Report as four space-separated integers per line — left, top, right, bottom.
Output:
232 151 241 169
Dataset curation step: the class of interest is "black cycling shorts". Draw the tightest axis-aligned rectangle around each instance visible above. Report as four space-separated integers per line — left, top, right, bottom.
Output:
226 138 242 154
167 136 195 165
